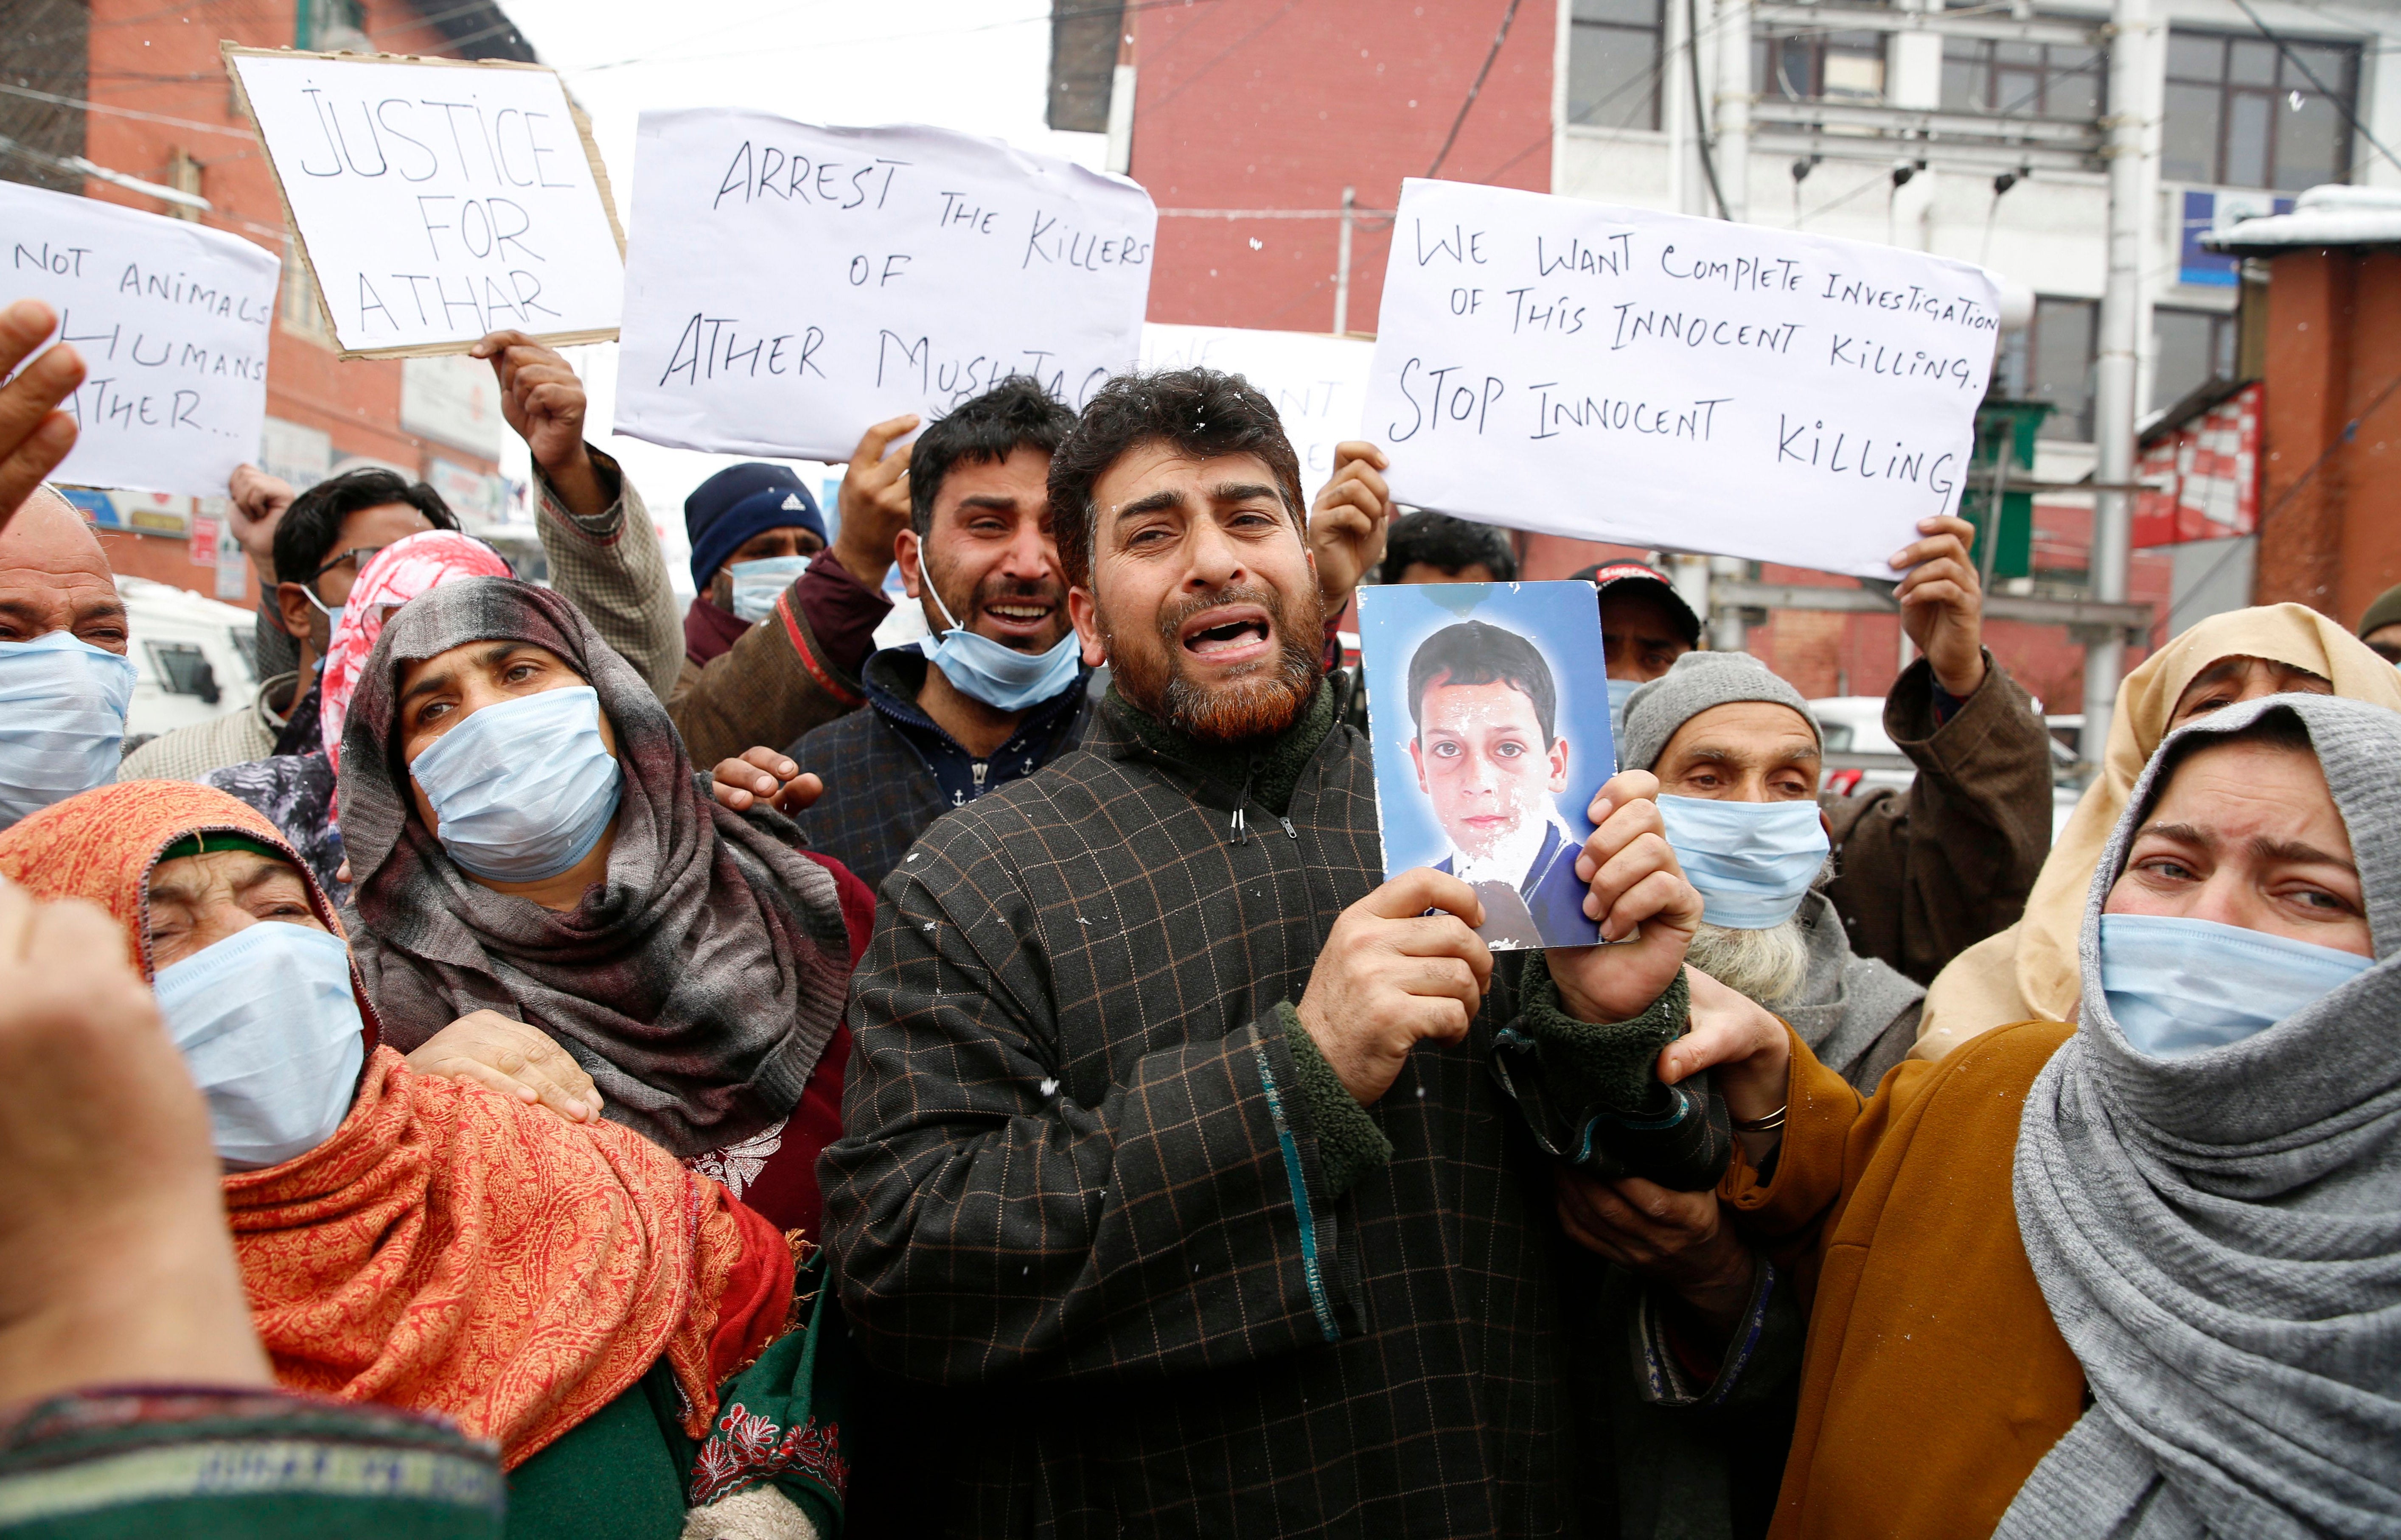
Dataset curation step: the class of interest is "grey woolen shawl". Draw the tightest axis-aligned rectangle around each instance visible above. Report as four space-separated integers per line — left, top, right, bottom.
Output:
1995 693 2401 1540
339 577 855 1160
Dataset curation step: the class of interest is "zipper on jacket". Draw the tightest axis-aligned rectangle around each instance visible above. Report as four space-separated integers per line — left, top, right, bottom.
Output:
1229 759 1259 845
971 759 988 794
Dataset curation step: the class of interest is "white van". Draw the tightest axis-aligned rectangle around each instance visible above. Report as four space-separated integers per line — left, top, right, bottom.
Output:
117 575 262 745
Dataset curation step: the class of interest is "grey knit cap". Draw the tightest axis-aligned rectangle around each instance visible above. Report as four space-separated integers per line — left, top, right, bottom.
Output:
1617 650 1819 772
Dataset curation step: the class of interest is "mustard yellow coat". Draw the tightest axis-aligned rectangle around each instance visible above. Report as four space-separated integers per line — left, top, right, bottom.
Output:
1729 1020 2088 1540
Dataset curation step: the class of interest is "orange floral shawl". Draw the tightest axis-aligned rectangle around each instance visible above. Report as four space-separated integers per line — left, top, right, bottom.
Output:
0 780 789 1468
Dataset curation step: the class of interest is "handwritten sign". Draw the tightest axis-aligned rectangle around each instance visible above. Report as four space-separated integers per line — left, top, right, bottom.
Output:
1363 179 2001 579
224 45 625 358
1139 324 1373 490
613 114 1155 461
4 180 278 498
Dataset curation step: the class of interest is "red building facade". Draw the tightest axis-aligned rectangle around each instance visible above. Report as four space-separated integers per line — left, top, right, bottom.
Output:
6 0 524 602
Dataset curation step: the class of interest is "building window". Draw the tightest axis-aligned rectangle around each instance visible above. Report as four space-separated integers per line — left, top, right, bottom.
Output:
1995 296 2099 441
2151 307 2239 413
1754 28 1887 104
1046 0 1123 133
1939 35 2102 119
1569 0 1665 131
2162 29 2356 190
279 235 332 344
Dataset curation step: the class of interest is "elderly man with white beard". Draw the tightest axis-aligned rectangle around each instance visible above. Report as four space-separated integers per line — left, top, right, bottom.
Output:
1618 650 1924 1093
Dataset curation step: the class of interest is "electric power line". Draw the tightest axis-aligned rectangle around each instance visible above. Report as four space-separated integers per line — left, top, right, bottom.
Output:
1425 0 1526 179
2227 0 2401 178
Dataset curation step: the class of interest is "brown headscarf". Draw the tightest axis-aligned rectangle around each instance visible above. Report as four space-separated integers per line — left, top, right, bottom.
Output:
338 577 853 1159
1916 602 2401 1055
0 780 791 1469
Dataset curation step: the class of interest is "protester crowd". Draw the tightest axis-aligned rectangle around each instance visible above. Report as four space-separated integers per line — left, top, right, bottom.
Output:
0 286 2395 1540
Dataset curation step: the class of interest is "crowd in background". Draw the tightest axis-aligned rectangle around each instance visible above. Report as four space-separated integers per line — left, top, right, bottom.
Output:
0 288 2395 1538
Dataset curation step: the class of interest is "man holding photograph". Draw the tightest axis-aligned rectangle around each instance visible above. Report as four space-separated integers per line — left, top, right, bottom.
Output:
1405 619 1600 949
823 368 1782 1535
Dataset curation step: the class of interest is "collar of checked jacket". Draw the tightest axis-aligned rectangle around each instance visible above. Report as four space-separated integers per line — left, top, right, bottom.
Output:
1098 671 1344 825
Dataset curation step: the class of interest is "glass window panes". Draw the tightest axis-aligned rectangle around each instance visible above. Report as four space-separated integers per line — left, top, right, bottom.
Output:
1569 0 1664 129
2160 27 2358 189
2151 308 2238 413
2026 297 2098 442
227 626 258 679
2161 81 2223 182
1934 31 2103 119
1756 29 1887 103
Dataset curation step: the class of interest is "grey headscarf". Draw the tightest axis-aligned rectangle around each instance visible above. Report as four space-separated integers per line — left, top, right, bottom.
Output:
1997 693 2401 1539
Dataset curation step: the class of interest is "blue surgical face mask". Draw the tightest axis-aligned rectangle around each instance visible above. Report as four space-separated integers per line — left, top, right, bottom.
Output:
2098 912 2372 1058
298 586 345 668
408 685 624 884
152 920 365 1170
1658 793 1831 929
1607 678 1642 717
728 554 812 625
916 573 1080 712
0 630 139 829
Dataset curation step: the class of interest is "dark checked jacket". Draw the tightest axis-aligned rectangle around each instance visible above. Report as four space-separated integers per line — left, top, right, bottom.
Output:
786 647 1092 896
821 672 1798 1538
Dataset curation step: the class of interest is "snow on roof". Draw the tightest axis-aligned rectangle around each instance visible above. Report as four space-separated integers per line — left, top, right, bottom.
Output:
2204 184 2401 254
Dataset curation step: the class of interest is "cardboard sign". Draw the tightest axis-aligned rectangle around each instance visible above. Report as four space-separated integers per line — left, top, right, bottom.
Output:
613 114 1155 461
1139 324 1372 490
224 45 625 358
5 180 278 497
1358 580 1610 952
1363 179 2001 579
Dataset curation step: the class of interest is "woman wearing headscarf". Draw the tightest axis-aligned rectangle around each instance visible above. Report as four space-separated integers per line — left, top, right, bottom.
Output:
1702 692 2401 1537
1914 602 2401 1058
337 575 870 1240
201 529 514 903
0 781 852 1538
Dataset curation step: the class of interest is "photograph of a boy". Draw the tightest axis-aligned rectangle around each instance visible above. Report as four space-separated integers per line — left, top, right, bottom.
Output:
1404 619 1602 950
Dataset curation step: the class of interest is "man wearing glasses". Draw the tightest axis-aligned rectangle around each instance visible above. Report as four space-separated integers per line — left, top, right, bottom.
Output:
120 467 461 781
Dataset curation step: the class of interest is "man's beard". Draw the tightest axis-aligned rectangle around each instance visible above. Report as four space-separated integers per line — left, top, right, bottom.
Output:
1685 917 1811 1007
1102 580 1325 745
928 557 1070 653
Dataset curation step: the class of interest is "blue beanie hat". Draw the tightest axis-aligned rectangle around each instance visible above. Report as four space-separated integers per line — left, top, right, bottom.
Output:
685 462 827 592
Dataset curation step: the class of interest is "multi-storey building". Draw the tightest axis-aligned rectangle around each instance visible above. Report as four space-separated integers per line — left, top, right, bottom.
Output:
1074 0 2401 703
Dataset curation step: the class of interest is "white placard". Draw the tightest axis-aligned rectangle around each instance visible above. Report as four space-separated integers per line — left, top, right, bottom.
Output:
225 46 625 358
1362 179 2001 579
4 180 278 498
614 114 1155 461
1139 324 1373 491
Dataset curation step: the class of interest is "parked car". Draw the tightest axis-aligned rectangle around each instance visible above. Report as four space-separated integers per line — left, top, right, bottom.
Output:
117 575 260 747
1807 697 1915 798
1815 695 2086 842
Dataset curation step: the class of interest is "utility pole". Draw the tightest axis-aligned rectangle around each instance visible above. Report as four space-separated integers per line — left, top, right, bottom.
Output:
1333 185 1355 336
2082 0 2156 772
1715 0 1752 221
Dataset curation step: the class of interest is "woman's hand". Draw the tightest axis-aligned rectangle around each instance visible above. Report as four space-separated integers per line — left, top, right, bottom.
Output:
1665 966 1794 1165
407 1009 602 1124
